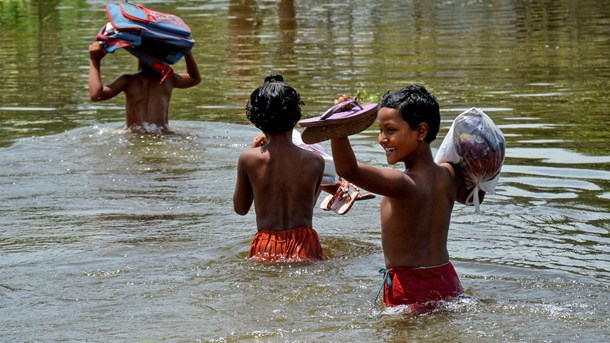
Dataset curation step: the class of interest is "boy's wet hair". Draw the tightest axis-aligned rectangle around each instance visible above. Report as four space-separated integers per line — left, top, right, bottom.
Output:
381 84 440 142
246 74 304 134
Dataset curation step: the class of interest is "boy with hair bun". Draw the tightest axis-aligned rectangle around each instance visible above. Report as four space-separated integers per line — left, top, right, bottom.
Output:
233 74 325 262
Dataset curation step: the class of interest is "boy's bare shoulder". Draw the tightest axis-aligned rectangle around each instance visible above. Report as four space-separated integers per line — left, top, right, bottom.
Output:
438 161 458 177
239 146 265 159
296 146 325 166
116 72 142 92
437 161 474 203
114 72 137 84
435 162 461 186
237 146 266 167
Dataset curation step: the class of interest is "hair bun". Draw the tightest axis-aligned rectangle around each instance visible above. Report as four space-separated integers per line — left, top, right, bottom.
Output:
264 74 284 83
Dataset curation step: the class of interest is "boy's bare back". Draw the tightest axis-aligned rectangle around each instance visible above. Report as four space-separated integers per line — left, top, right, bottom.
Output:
235 132 324 230
88 41 201 133
233 74 326 262
120 72 172 130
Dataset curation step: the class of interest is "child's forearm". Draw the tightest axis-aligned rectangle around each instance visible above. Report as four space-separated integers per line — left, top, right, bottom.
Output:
233 155 255 215
174 53 201 88
330 137 359 179
184 53 201 84
88 58 104 101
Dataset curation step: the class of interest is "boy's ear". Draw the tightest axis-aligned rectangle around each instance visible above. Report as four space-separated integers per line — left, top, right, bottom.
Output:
418 122 428 134
417 123 428 142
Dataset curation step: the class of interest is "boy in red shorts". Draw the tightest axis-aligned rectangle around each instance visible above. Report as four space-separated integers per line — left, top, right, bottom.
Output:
330 85 483 312
233 74 325 262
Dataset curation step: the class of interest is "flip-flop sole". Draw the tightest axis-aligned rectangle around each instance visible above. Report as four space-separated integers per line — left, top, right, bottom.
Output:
355 193 376 201
299 104 378 144
299 103 378 128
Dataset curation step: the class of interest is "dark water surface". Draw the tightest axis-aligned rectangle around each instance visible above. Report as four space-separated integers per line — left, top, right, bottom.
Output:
1 0 609 342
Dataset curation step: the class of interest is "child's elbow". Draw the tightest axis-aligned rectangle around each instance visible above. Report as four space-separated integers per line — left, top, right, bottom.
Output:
89 91 104 102
233 200 251 216
192 75 202 86
336 166 357 181
234 206 249 216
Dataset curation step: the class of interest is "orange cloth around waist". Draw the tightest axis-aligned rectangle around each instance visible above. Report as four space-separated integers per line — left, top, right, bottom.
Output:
250 226 323 262
382 262 463 312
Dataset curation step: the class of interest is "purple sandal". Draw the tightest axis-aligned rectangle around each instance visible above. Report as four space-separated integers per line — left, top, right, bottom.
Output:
298 100 379 144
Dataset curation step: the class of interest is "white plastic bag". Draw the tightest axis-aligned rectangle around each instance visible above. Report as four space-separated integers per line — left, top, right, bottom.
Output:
434 108 506 212
292 129 339 185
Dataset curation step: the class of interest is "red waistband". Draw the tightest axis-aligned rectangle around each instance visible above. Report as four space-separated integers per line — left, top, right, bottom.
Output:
256 226 314 234
387 262 455 277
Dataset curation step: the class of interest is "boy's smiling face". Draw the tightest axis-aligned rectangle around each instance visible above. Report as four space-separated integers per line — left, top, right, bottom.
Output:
377 107 421 165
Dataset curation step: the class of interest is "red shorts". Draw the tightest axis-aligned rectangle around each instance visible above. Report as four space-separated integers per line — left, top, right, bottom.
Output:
382 262 463 312
250 226 323 262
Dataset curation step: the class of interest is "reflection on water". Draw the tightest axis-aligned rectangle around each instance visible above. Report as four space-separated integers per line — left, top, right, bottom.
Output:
1 0 609 341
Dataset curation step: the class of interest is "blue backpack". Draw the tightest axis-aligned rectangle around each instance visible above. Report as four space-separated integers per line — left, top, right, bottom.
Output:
97 1 195 82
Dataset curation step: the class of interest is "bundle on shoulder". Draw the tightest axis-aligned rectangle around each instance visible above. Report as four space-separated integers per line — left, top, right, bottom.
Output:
435 107 506 212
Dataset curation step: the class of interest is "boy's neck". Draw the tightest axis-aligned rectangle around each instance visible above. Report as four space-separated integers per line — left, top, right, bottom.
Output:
404 143 435 171
138 62 162 78
265 130 293 145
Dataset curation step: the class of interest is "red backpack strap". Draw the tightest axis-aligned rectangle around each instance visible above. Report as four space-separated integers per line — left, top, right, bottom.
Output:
125 48 174 84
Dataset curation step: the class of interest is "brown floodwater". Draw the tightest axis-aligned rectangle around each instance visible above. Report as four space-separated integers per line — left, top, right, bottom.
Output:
1 0 608 341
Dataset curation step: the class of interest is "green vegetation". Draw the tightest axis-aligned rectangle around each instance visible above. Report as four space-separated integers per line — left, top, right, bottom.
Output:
0 0 29 25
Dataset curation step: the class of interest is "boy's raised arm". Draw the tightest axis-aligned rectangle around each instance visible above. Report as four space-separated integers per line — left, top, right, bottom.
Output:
330 137 411 197
330 137 359 178
88 42 128 102
173 52 201 88
88 42 106 101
